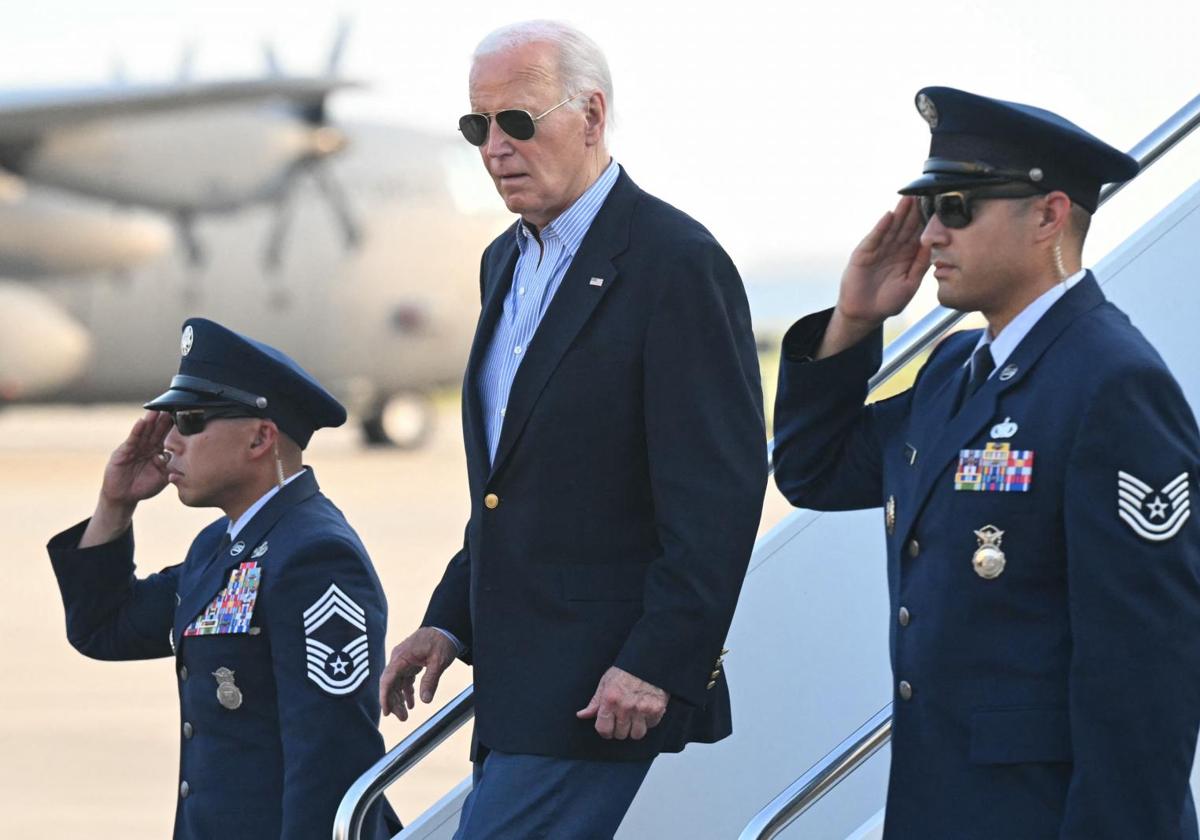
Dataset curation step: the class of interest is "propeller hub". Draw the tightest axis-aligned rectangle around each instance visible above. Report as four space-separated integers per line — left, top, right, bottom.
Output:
311 126 349 158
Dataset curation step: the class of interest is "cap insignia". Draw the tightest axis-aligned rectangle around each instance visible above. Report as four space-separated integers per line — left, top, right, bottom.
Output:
181 325 194 357
916 93 939 129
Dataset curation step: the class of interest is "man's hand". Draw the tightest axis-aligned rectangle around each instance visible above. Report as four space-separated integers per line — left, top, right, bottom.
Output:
819 196 931 359
80 411 173 548
576 666 668 740
379 627 459 720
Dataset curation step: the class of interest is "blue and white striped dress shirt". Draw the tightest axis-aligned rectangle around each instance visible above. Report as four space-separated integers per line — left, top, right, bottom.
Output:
478 158 620 463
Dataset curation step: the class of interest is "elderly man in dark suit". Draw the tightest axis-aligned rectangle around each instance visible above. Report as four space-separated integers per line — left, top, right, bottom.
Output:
378 19 767 839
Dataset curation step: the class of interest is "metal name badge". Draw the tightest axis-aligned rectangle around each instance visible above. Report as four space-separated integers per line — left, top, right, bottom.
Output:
972 525 1007 580
212 667 243 710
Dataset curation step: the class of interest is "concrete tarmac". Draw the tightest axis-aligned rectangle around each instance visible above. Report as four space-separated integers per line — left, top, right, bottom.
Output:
0 403 791 838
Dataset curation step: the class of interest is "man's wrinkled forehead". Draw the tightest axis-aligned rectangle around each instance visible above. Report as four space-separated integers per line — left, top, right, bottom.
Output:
469 44 560 107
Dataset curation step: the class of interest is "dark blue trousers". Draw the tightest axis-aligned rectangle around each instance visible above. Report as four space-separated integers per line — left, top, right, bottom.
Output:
452 750 654 840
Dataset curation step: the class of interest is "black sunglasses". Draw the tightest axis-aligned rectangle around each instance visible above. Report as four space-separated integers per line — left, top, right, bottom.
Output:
458 92 584 146
170 408 258 436
919 185 1043 229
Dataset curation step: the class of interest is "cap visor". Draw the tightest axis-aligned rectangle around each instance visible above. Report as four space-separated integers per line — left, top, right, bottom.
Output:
143 388 241 411
898 172 1016 195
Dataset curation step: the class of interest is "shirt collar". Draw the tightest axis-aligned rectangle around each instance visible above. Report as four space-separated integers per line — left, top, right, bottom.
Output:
972 269 1086 372
514 158 620 257
227 468 306 539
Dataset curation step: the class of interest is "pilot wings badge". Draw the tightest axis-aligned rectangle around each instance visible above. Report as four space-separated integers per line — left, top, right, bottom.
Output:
303 583 370 696
1118 470 1191 542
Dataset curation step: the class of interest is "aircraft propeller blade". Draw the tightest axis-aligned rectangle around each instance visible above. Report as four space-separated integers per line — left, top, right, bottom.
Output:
262 180 298 272
177 43 196 83
175 211 205 267
326 17 352 76
311 162 361 250
260 157 359 272
262 42 283 78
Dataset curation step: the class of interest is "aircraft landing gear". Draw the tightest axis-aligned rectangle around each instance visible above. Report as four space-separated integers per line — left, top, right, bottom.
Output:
361 392 434 449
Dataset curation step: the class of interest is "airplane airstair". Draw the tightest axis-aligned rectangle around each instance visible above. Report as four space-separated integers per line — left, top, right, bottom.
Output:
334 91 1200 840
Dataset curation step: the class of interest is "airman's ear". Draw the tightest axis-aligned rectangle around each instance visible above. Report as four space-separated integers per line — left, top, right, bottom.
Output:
248 420 280 457
1033 191 1073 243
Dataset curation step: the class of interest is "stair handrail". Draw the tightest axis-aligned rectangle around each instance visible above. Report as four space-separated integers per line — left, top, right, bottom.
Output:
333 685 475 840
736 704 892 840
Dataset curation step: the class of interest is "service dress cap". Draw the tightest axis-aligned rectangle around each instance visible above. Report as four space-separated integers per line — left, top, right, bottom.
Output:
899 86 1139 212
144 318 346 449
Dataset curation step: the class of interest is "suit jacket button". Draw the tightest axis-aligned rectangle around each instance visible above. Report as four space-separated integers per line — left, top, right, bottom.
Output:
898 680 913 701
898 607 911 627
906 540 920 558
182 722 194 739
179 665 188 681
180 780 190 799
706 680 717 690
484 493 500 510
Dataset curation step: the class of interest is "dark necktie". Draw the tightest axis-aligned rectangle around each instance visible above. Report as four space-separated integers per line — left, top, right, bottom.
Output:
967 343 996 398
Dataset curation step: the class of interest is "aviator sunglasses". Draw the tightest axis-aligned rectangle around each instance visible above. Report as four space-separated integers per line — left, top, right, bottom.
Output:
458 92 585 146
170 407 259 436
918 185 1043 229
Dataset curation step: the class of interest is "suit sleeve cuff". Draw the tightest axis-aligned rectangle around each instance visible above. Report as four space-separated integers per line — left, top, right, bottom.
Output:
780 308 883 375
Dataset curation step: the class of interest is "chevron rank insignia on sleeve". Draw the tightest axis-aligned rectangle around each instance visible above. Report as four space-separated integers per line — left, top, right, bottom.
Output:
1118 470 1191 542
303 583 370 696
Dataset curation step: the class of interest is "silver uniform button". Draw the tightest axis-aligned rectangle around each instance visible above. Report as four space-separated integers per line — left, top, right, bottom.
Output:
180 780 190 799
182 722 194 739
898 607 911 627
907 539 920 558
179 666 188 681
898 680 913 701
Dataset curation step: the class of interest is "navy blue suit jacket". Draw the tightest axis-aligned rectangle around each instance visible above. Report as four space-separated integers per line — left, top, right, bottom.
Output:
47 469 398 840
423 168 767 762
773 274 1200 839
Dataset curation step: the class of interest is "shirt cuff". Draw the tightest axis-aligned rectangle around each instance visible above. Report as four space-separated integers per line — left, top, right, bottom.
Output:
431 626 465 656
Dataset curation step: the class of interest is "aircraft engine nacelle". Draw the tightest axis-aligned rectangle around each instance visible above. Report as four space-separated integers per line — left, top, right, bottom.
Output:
0 283 90 400
0 178 173 277
17 105 347 213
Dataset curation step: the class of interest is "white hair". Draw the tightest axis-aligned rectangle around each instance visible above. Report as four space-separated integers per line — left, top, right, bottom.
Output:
472 20 614 133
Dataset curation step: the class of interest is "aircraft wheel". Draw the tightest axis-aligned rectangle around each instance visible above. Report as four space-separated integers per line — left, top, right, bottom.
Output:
361 393 434 449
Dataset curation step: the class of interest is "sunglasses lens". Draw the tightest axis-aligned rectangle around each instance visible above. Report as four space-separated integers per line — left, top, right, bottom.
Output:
918 195 935 225
935 193 971 229
495 110 536 141
458 114 489 146
173 411 206 436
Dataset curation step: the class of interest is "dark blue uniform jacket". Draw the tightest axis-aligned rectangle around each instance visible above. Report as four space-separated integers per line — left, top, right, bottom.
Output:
423 168 768 762
773 274 1200 839
47 468 398 840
